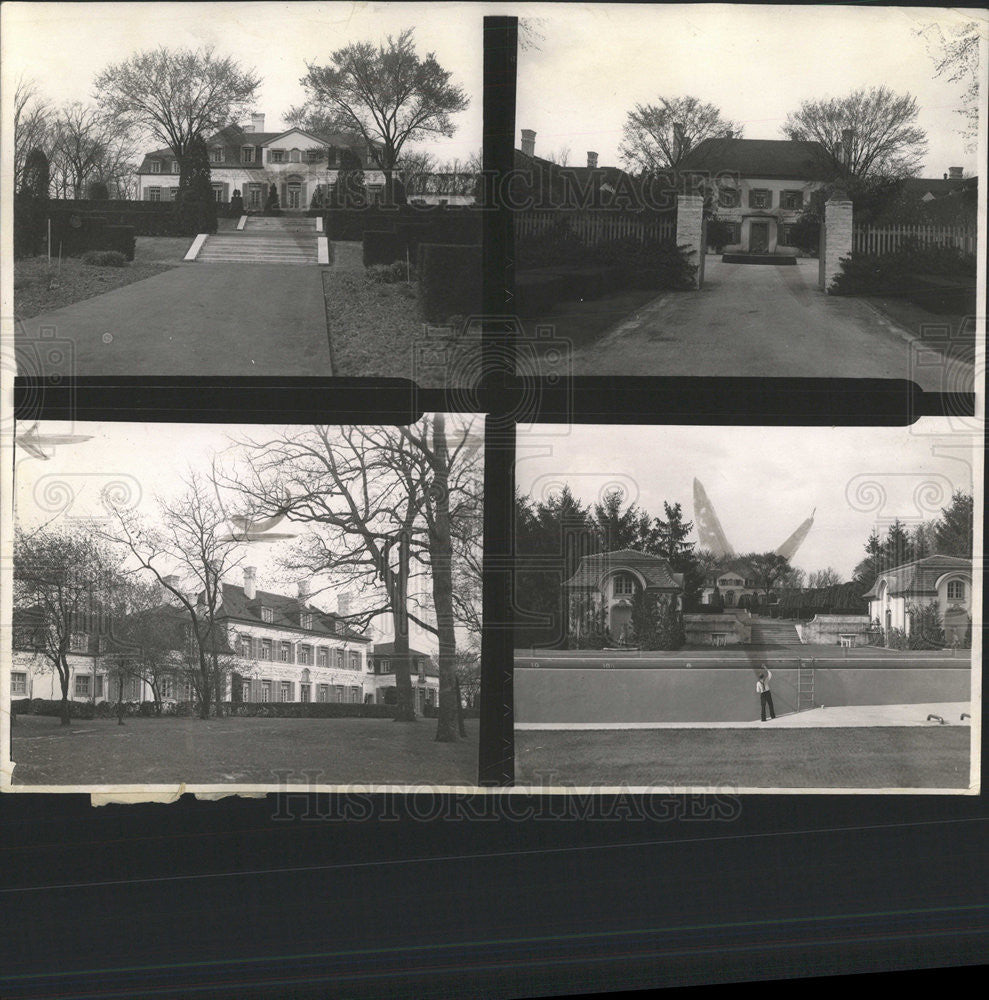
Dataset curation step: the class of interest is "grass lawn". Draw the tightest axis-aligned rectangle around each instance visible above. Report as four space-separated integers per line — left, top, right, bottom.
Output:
12 714 479 787
322 270 479 384
521 289 663 356
866 294 975 366
516 728 971 789
14 236 191 318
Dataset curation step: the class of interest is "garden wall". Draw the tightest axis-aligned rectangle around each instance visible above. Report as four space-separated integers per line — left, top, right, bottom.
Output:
514 665 971 724
797 614 872 645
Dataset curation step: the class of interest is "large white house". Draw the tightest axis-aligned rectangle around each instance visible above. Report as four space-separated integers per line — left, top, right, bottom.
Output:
136 114 387 210
12 568 375 707
678 137 837 254
864 555 972 645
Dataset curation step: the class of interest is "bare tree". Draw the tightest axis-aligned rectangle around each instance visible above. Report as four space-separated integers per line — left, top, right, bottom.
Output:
543 145 572 167
290 29 470 202
398 148 437 196
222 426 427 722
807 567 844 589
94 46 261 184
13 77 54 192
918 20 982 152
782 86 928 179
13 524 125 725
101 472 244 719
51 102 132 197
620 96 742 173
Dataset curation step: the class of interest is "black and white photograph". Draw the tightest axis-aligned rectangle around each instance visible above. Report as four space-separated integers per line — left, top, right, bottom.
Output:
513 421 979 792
6 416 483 789
6 2 482 381
512 6 983 389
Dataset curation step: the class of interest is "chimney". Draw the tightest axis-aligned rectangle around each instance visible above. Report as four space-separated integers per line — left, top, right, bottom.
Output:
586 151 598 169
948 166 963 179
297 579 311 604
243 566 256 601
943 173 948 180
520 129 536 157
252 113 265 133
725 129 734 140
841 128 854 167
337 592 352 617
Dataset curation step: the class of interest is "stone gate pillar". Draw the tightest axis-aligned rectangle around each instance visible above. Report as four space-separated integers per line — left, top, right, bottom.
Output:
676 194 705 289
819 191 853 292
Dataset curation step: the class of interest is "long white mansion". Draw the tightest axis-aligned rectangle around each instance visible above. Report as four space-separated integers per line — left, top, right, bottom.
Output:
136 113 387 210
12 567 439 712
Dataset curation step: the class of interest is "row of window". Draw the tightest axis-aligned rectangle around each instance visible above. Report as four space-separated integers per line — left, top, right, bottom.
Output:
243 680 362 704
237 635 363 670
146 186 225 203
718 188 805 211
149 148 349 172
377 658 429 677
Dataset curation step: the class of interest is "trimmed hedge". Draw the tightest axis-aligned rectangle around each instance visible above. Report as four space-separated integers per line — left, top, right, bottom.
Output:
48 200 194 237
417 242 482 322
11 698 153 719
225 701 397 719
363 229 407 266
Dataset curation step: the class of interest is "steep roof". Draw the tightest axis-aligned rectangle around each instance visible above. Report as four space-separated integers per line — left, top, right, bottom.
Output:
862 555 971 599
217 583 369 642
564 550 684 590
678 138 837 182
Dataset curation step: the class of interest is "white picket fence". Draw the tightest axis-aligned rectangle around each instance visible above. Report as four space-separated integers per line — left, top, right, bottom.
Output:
516 210 677 245
853 223 976 255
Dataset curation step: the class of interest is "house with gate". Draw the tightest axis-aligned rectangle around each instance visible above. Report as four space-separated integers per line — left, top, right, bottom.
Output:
864 555 972 646
12 567 373 707
136 113 387 211
678 137 837 254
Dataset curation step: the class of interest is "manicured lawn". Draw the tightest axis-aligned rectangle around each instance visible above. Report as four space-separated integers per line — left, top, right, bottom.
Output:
516 728 971 789
12 714 479 787
521 288 663 355
866 294 975 366
14 236 190 318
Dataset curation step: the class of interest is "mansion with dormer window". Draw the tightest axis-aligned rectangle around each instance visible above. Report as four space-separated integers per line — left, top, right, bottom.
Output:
136 113 387 210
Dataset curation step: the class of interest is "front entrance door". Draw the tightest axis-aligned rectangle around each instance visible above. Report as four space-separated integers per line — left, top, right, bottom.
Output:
749 222 769 253
287 184 301 209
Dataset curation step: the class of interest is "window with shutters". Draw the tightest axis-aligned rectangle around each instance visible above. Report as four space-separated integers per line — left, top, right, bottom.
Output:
147 187 162 201
261 680 271 702
280 642 291 662
239 635 253 658
318 684 329 702
300 684 311 703
260 638 272 660
242 146 254 164
349 651 361 671
318 647 328 667
280 681 292 702
299 645 312 665
334 685 345 703
335 648 344 669
749 189 771 209
780 190 803 211
270 149 285 163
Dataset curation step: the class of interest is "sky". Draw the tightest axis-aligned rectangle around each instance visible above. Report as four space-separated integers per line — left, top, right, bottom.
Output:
1 2 483 162
514 4 987 176
515 420 976 580
13 419 482 653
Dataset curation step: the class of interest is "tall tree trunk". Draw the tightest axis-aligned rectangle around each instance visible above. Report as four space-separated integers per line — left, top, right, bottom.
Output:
58 657 71 726
430 414 461 742
391 531 416 722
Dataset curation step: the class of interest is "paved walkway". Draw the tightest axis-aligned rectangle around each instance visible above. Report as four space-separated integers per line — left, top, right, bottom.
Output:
569 257 973 391
16 263 332 375
516 702 972 730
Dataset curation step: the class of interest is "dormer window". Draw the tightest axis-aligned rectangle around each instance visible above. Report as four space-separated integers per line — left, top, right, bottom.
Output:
170 160 179 173
241 146 254 164
301 612 313 630
211 147 223 163
150 160 162 173
261 607 273 624
70 632 88 652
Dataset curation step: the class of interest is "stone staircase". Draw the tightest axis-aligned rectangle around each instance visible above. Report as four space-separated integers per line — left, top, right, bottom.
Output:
191 216 321 265
748 619 803 646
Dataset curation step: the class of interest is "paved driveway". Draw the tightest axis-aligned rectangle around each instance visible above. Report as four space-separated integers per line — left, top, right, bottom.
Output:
570 257 973 391
16 263 331 376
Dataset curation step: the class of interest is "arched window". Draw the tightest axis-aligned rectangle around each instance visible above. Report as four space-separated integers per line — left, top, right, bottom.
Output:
612 573 637 597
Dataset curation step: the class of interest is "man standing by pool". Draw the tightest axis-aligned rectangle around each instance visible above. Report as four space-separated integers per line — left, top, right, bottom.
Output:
757 666 776 722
